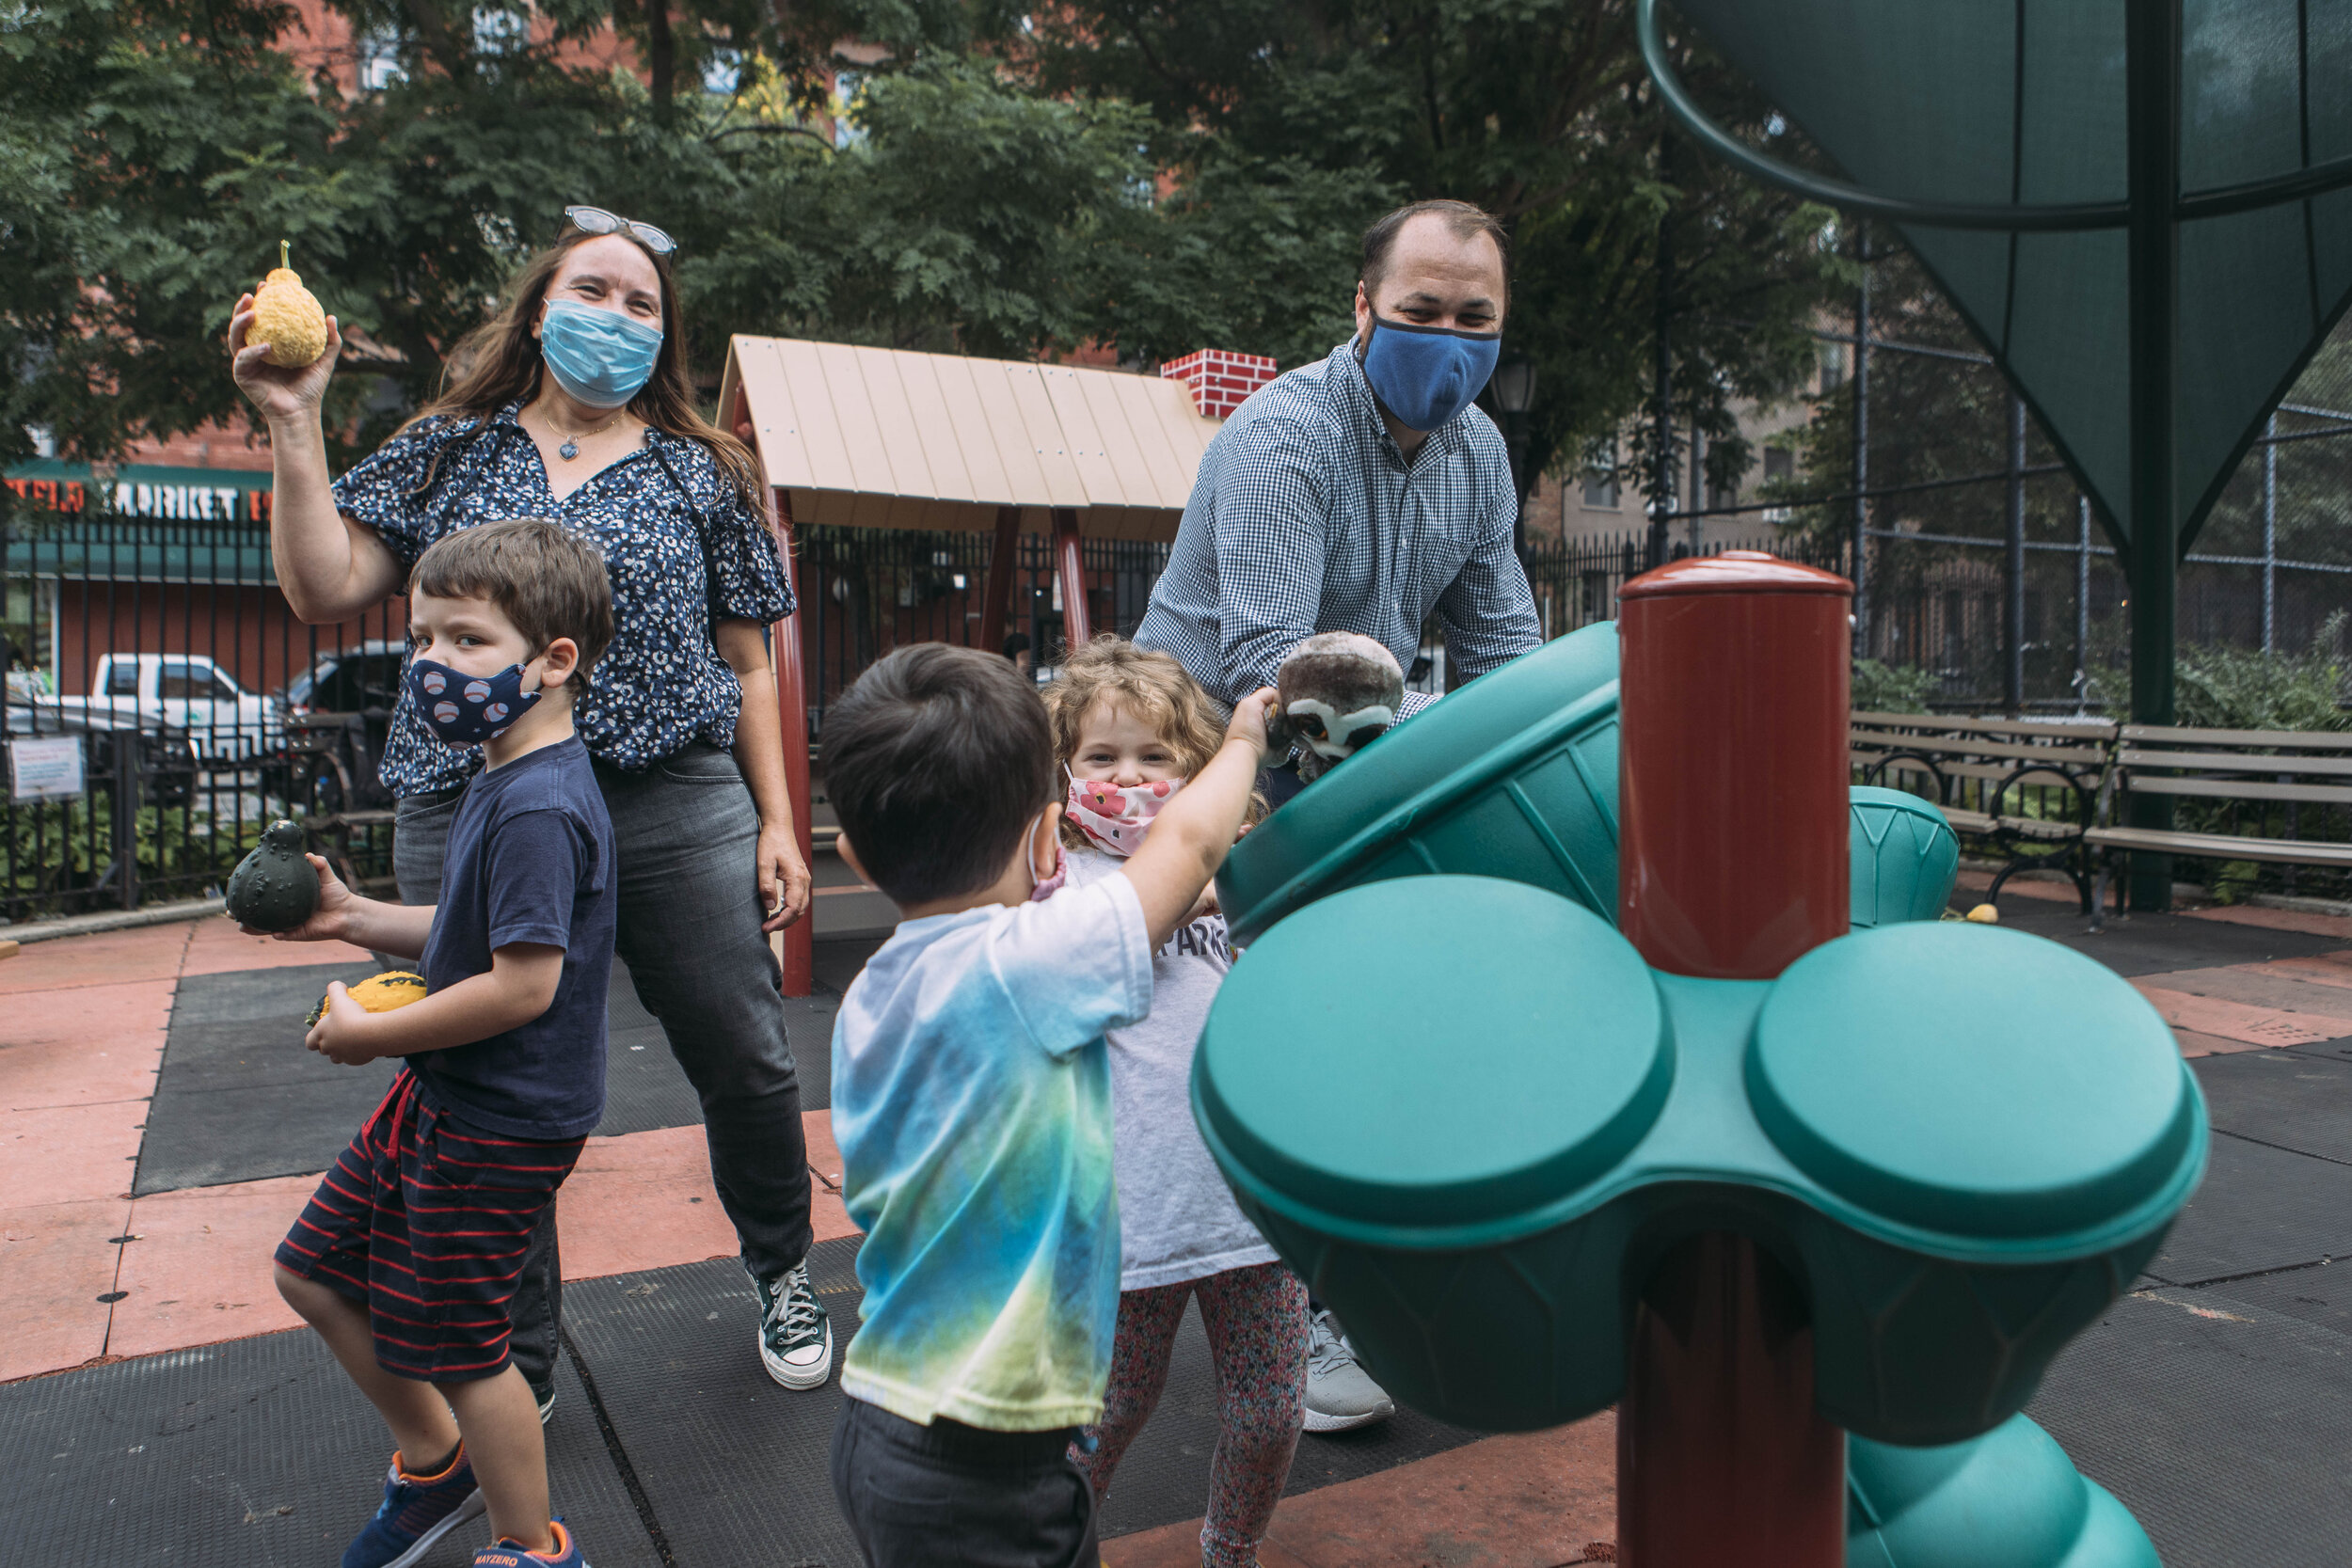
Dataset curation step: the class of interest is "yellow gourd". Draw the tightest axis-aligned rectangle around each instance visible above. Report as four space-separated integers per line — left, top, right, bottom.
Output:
309 971 427 1028
251 240 328 369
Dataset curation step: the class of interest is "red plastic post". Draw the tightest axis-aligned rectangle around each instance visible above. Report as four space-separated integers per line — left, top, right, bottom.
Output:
979 504 1022 655
1053 507 1090 651
1614 550 1853 1567
767 487 816 999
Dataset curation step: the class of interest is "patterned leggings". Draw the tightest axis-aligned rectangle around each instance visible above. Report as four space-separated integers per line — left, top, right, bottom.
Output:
1073 1262 1309 1568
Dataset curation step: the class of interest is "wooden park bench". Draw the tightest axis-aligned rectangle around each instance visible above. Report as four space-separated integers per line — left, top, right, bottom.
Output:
2085 724 2352 927
1850 711 2119 911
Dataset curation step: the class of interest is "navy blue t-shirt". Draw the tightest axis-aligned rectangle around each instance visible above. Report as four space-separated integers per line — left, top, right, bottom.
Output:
414 736 615 1140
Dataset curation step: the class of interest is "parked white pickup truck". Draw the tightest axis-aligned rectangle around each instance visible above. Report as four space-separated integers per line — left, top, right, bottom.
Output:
35 654 283 764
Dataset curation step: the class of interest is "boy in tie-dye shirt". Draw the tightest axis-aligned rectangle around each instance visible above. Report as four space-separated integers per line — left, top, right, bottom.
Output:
821 644 1277 1568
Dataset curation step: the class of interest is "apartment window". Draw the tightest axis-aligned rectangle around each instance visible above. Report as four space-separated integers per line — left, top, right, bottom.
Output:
1581 441 1621 509
1763 447 1795 485
357 27 404 89
472 6 527 55
1818 341 1847 394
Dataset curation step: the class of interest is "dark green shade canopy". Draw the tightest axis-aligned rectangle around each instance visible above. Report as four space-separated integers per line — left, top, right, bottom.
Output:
1645 0 2352 561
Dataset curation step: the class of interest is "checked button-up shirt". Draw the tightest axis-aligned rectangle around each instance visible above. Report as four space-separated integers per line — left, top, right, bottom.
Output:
1135 340 1542 718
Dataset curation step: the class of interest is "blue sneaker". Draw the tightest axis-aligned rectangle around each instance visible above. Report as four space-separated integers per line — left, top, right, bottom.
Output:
472 1518 589 1565
342 1444 485 1568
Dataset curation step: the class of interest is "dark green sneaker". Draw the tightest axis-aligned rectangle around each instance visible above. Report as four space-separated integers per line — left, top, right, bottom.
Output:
750 1260 833 1389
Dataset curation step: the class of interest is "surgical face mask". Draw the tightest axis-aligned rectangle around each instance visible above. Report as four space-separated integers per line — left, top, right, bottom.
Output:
539 298 664 409
1359 315 1502 433
406 656 543 746
1065 768 1184 858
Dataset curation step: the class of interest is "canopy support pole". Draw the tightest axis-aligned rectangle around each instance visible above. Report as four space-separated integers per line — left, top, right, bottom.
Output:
1054 507 1090 654
769 488 815 998
979 505 1023 657
2125 0 2183 909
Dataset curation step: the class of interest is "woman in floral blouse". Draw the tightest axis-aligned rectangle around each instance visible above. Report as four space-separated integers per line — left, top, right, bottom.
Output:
230 210 833 1408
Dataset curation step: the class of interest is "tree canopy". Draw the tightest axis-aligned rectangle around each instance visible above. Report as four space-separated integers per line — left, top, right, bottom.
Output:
2 0 1848 509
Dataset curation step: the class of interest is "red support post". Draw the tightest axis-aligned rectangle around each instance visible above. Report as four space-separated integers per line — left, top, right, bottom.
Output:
1053 507 1090 652
979 505 1023 655
1613 550 1854 1567
767 487 816 999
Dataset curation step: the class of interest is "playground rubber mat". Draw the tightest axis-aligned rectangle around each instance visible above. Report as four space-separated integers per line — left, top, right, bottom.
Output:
562 1238 1486 1560
1 1325 658 1567
2030 1284 2352 1568
2193 1050 2352 1166
141 958 850 1194
1991 901 2350 975
2140 1131 2352 1285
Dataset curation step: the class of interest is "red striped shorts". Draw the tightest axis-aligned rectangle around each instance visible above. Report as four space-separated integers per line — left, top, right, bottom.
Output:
276 1069 583 1383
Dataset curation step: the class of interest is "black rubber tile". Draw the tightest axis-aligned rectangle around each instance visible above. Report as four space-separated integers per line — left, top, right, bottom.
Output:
813 935 885 998
561 1241 868 1567
2141 1132 2352 1285
137 960 397 1194
2193 1051 2352 1166
2193 1262 2352 1338
567 1240 1486 1559
2029 1286 2352 1568
141 958 839 1191
1990 901 2349 976
0 1328 656 1565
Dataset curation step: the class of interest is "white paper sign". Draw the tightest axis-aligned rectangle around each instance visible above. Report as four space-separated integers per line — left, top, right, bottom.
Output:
8 736 86 801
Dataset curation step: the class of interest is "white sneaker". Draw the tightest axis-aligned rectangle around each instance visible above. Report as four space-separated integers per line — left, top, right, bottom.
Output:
752 1261 834 1390
1303 1308 1394 1433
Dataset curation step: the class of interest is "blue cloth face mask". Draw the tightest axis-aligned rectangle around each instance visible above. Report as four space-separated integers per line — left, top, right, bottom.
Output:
539 299 664 409
406 657 544 746
1359 316 1502 433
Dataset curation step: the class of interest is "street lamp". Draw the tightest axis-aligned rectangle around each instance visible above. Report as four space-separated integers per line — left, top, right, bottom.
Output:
1491 355 1537 560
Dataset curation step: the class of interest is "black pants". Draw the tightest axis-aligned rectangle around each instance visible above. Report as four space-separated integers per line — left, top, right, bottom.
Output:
394 742 816 1391
830 1398 1098 1568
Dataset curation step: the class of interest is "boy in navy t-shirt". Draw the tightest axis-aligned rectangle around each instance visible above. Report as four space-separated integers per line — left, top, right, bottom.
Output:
254 518 616 1568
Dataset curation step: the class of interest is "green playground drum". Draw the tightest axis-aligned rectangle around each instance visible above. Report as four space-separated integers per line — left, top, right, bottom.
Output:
1848 785 1962 927
1197 879 2204 1440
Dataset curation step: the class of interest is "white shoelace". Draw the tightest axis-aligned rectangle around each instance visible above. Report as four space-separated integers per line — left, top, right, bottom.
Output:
765 1268 825 1348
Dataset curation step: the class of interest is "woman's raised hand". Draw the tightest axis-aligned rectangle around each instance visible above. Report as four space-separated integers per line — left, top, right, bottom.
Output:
230 293 342 421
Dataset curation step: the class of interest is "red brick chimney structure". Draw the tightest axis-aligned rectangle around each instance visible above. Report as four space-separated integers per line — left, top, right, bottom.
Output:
1159 350 1278 420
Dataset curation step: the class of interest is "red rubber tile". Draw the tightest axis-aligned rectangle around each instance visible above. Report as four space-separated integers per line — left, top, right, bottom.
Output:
2132 964 2352 1023
0 1101 150 1207
2130 984 2338 1049
2183 905 2352 941
1952 869 2079 905
103 1174 313 1361
0 978 174 1111
0 1196 132 1383
556 1112 857 1284
0 925 190 995
1103 1415 1618 1568
180 917 380 977
2173 1028 2274 1058
2248 955 2352 992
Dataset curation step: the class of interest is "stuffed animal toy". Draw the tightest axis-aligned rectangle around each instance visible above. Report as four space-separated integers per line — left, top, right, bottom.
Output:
1267 631 1406 783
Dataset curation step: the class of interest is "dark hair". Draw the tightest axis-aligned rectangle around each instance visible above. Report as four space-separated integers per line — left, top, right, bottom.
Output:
404 227 764 509
1359 198 1512 304
824 643 1057 904
409 518 616 694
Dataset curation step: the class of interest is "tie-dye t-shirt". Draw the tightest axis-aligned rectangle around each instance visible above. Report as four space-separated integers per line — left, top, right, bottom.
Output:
831 873 1153 1430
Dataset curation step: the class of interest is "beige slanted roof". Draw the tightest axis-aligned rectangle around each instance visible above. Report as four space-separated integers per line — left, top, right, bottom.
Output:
718 336 1223 542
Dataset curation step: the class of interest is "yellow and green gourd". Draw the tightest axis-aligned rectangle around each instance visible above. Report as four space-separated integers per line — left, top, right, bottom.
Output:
310 971 428 1028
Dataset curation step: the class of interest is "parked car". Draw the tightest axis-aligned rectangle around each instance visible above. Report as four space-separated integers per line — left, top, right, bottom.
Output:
277 641 404 813
33 653 283 765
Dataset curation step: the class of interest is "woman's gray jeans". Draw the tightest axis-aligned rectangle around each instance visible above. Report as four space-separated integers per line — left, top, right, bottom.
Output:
394 741 815 1392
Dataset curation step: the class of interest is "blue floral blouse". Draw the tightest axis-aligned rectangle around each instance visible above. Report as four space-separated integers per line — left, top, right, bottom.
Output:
332 401 793 798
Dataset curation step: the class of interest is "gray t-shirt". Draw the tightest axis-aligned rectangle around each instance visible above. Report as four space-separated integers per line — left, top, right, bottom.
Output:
1063 848 1278 1291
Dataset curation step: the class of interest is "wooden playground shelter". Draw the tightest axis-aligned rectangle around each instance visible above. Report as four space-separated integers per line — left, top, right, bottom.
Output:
716 334 1230 992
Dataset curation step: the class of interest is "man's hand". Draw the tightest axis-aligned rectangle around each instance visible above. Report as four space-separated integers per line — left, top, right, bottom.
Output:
305 983 378 1066
241 852 359 942
756 819 814 934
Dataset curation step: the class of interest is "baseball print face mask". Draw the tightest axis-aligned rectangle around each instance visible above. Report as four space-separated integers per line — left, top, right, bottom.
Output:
406 657 544 746
1064 769 1184 858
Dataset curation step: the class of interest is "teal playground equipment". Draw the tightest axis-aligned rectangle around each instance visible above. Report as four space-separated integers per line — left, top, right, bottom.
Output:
1200 558 2200 1565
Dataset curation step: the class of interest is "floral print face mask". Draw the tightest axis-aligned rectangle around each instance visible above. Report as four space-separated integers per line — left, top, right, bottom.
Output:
1063 768 1184 858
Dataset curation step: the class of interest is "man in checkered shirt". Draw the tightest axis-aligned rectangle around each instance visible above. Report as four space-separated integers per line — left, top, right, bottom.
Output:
1136 198 1541 788
1134 199 1543 1439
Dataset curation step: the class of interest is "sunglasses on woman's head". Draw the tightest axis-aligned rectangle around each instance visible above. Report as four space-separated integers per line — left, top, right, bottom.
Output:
563 205 677 257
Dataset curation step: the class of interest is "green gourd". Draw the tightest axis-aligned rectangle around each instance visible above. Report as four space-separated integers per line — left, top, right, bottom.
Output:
226 819 318 933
